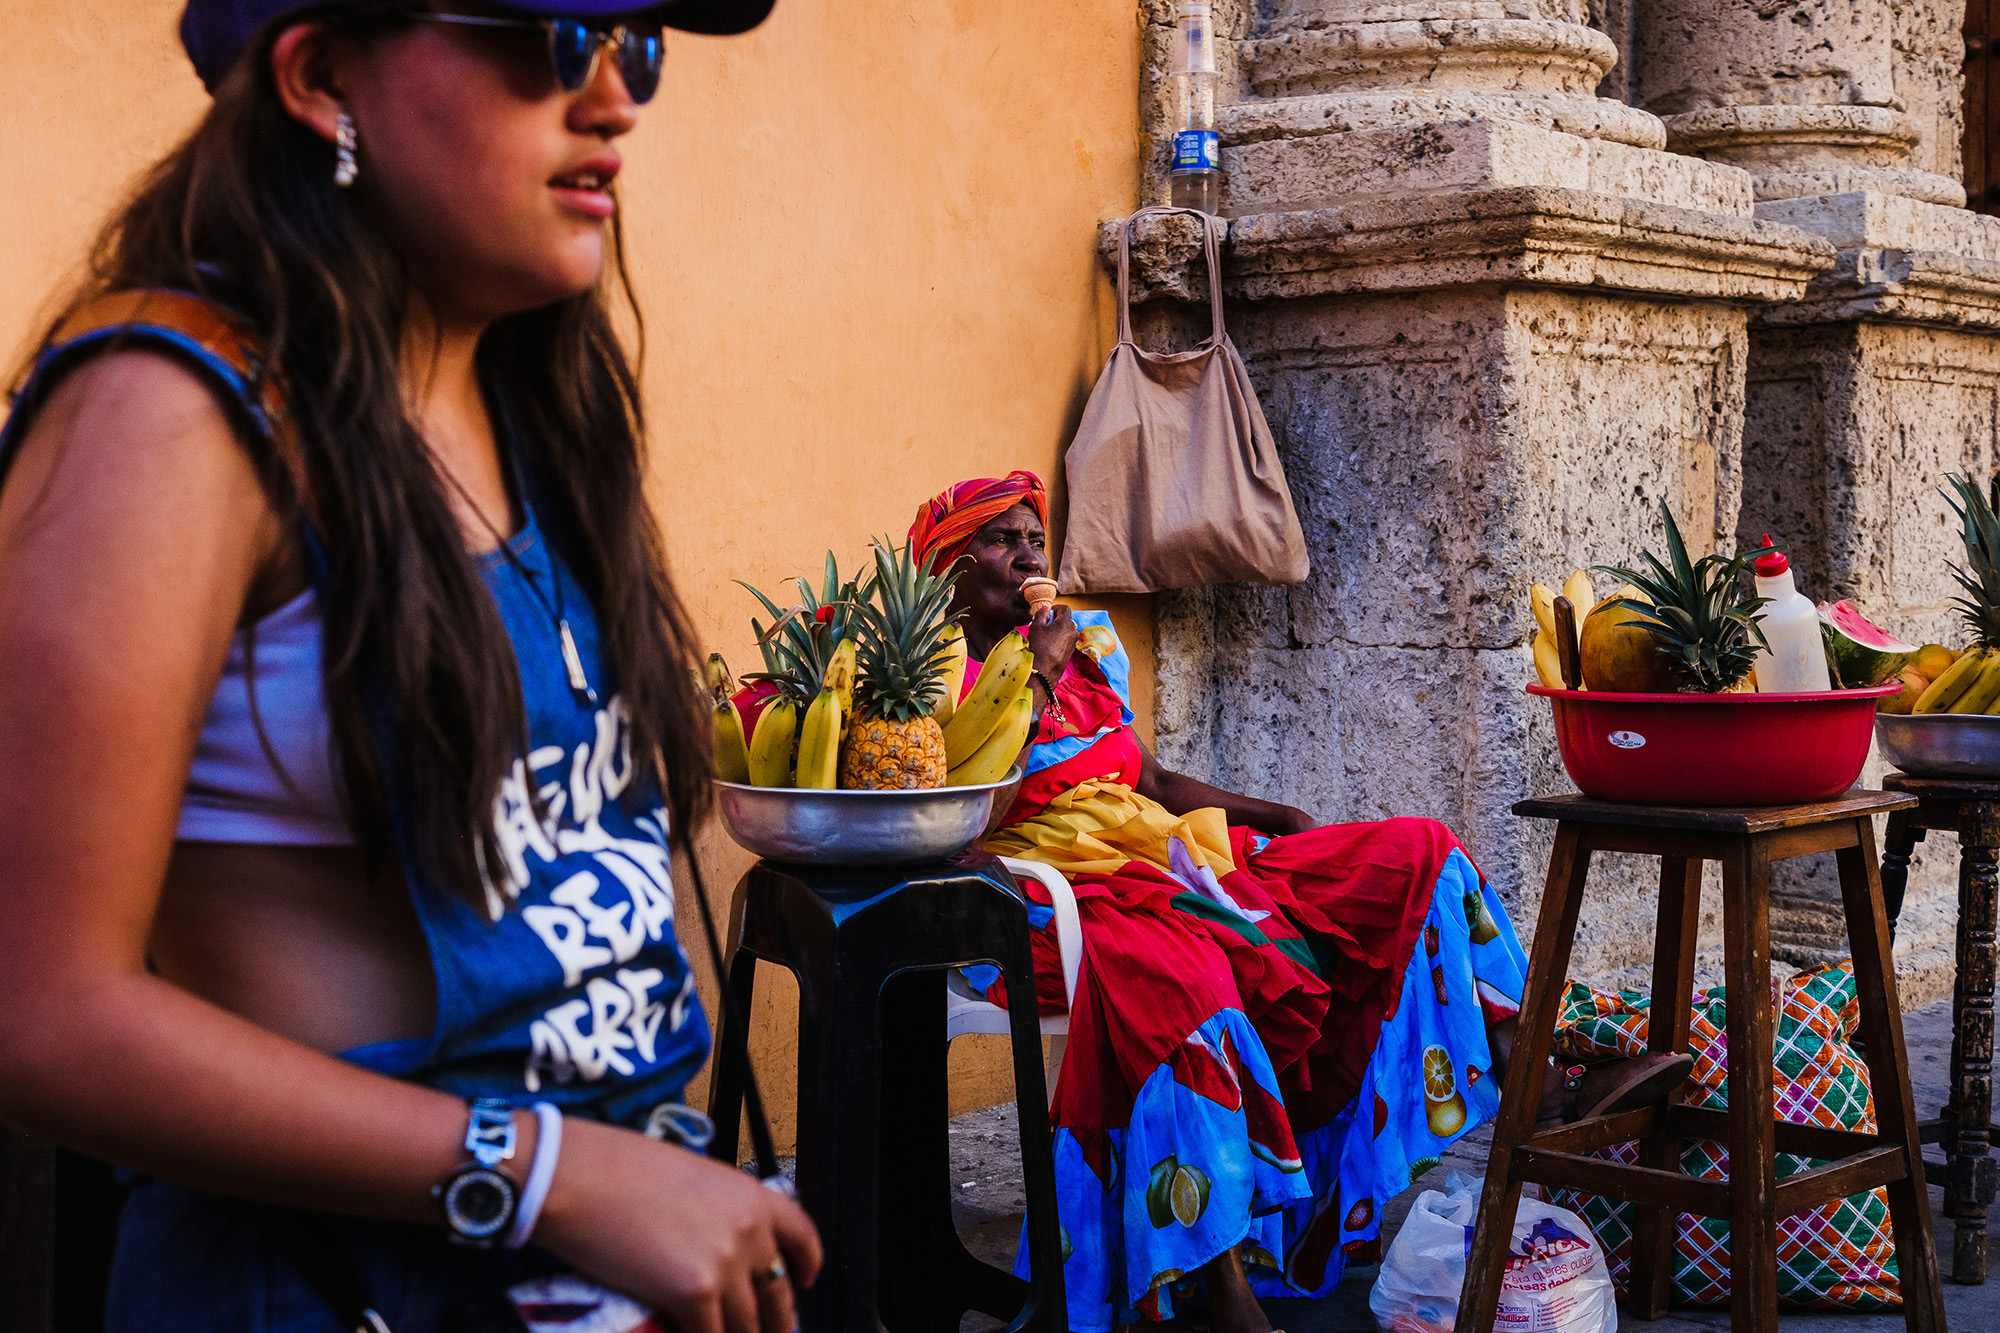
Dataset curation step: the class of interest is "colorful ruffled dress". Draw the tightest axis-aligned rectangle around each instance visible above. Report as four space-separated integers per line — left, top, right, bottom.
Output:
962 611 1531 1329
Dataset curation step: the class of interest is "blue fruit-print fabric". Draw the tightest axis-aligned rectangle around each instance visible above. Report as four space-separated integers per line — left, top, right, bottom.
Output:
1015 852 1527 1329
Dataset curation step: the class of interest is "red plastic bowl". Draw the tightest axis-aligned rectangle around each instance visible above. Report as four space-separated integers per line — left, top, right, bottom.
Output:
1527 682 1902 806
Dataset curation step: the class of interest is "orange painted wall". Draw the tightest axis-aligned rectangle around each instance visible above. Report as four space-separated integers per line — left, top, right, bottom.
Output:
0 1 1148 1152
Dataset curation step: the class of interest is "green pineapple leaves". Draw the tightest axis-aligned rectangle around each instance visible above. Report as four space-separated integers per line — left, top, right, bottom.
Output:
851 538 960 722
739 541 960 721
1593 499 1773 694
1943 473 2000 652
738 555 875 707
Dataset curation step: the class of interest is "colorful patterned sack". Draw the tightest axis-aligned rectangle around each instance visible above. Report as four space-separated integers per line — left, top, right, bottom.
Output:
1548 961 1899 1308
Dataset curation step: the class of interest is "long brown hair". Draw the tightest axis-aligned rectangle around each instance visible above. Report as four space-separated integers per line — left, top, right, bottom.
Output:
15 7 711 902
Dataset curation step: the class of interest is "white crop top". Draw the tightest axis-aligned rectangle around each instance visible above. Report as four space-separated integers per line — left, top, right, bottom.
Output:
176 589 354 846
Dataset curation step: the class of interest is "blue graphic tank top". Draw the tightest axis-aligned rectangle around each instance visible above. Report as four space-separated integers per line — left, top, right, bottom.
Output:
0 291 711 1128
344 503 711 1125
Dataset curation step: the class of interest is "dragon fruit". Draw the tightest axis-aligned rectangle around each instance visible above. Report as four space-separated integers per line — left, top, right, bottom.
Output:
1818 600 1917 687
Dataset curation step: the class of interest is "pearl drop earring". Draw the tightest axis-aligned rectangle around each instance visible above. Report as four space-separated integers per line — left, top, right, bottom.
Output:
333 112 358 189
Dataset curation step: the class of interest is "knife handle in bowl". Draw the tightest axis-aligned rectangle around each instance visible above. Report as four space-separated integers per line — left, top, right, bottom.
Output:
1553 596 1583 691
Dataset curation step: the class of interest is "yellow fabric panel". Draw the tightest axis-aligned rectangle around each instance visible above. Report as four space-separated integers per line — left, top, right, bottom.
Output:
982 779 1235 878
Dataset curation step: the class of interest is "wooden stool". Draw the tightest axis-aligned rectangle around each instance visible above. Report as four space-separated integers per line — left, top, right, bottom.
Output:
1879 772 2000 1283
1458 791 1945 1333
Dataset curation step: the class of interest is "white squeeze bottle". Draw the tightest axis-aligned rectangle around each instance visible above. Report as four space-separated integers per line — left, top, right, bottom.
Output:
1749 535 1831 692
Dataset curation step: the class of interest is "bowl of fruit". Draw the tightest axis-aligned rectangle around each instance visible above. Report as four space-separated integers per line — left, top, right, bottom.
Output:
1527 505 1903 806
713 768 1025 867
707 541 1035 866
1872 476 2000 778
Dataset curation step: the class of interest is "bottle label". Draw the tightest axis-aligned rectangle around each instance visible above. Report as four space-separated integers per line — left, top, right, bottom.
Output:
1173 130 1220 171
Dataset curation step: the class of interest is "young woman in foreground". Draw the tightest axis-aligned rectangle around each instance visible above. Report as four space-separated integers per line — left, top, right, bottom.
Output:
0 2 818 1329
913 473 1690 1333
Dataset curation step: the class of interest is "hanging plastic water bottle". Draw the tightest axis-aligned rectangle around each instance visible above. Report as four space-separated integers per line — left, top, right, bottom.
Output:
1169 0 1221 213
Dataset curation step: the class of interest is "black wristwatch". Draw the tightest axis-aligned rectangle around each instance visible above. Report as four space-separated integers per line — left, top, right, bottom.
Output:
434 1098 519 1247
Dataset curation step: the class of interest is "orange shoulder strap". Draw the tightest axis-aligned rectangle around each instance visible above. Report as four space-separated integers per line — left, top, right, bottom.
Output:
14 288 309 509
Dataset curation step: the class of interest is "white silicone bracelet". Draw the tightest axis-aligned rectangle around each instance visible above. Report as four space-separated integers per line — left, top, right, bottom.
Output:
504 1101 563 1249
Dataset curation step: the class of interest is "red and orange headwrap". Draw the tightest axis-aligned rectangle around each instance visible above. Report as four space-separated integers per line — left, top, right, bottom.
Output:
908 471 1048 573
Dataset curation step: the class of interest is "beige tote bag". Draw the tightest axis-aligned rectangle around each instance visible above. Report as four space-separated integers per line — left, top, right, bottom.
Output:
1056 207 1309 594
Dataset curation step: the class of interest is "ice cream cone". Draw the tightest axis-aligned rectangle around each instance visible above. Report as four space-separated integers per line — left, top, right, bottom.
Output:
1021 577 1059 614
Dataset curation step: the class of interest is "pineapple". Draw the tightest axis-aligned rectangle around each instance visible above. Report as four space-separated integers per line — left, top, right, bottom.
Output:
838 539 959 790
739 550 870 709
1945 473 2000 652
1595 499 1773 694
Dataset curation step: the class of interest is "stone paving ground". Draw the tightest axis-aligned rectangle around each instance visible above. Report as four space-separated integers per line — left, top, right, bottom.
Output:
944 995 2000 1331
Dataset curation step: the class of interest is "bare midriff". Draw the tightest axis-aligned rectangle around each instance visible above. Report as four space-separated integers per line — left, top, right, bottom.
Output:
152 843 435 1056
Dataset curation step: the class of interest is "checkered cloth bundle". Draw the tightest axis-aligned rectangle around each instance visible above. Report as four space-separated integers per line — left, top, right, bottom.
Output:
1548 961 1899 1309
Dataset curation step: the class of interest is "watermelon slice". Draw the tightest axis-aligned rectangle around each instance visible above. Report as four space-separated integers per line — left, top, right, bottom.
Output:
1818 600 1917 687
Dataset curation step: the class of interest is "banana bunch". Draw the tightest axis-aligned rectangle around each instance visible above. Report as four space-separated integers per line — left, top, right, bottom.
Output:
792 639 857 788
741 638 860 788
929 624 968 727
706 654 753 784
1528 570 1596 689
1912 644 2000 714
943 631 1036 785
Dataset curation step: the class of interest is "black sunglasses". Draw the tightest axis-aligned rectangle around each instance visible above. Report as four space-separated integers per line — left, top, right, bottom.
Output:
404 12 666 103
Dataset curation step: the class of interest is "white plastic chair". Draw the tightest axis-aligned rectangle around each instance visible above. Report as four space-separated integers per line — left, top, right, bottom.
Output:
944 856 1082 1106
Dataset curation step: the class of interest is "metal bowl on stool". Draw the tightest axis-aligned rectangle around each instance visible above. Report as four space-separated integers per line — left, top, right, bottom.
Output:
1876 712 2000 779
714 767 1024 867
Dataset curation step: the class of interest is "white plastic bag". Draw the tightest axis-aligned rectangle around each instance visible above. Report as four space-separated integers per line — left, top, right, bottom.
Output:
1369 1173 1615 1333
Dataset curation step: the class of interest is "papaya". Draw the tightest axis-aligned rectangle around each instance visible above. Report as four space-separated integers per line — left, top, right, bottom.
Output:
1579 590 1677 693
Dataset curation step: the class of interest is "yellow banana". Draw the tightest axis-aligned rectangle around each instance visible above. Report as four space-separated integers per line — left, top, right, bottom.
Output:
746 696 799 787
1532 631 1562 689
794 687 842 788
1561 570 1594 644
823 638 857 719
930 624 967 727
713 698 752 784
704 652 735 701
947 692 1033 786
705 652 754 783
1949 651 2000 714
1916 647 1990 713
1531 584 1557 645
942 633 1033 764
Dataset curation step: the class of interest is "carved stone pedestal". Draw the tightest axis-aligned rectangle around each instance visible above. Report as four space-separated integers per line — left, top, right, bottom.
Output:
1621 0 2000 997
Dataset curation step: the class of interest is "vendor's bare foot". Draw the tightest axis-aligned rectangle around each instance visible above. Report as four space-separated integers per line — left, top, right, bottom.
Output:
1202 1245 1274 1333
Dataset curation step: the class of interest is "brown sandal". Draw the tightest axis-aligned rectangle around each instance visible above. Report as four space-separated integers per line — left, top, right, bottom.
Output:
1535 1052 1693 1133
1574 1051 1695 1120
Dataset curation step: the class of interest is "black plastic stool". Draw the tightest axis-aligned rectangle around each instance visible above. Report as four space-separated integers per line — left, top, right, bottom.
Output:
705 856 1066 1333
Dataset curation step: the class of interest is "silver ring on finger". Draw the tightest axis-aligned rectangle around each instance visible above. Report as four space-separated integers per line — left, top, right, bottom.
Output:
753 1255 789 1286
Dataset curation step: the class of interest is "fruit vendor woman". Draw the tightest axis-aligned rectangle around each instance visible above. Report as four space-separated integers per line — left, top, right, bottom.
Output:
911 472 1691 1333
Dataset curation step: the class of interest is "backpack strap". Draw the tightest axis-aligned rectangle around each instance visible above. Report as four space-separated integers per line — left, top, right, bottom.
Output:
2 288 311 517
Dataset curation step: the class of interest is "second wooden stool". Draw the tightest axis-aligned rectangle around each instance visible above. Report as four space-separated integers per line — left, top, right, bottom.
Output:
1458 791 1944 1333
1878 771 2000 1283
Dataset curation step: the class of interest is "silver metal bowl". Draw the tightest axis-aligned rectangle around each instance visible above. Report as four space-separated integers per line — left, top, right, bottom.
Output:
713 768 1025 867
1875 712 2000 778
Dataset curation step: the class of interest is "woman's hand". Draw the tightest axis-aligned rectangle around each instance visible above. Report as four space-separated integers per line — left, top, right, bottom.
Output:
1027 603 1078 682
538 1119 823 1333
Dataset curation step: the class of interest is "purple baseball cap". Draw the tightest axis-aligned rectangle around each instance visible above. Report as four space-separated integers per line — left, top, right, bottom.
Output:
180 0 777 91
